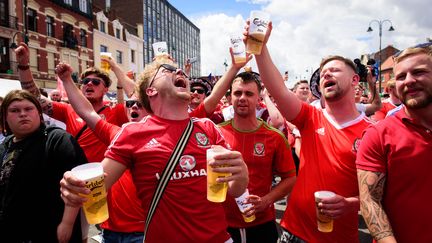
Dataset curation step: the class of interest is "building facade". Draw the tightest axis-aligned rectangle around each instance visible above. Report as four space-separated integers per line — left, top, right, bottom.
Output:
0 0 93 90
92 3 145 90
95 0 201 77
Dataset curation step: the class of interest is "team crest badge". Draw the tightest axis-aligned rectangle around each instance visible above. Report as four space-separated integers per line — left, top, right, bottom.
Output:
352 138 361 153
195 132 209 147
254 143 265 156
179 155 196 171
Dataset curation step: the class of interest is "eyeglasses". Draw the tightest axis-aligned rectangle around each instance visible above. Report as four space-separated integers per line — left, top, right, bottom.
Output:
80 78 103 86
191 88 205 94
148 64 178 88
125 100 143 108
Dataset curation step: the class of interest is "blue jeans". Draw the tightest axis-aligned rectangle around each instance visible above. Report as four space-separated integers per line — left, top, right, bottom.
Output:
102 229 144 243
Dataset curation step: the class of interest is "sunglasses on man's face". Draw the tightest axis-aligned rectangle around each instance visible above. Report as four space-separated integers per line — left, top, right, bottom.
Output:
191 88 205 94
80 78 104 86
148 64 178 88
125 100 143 108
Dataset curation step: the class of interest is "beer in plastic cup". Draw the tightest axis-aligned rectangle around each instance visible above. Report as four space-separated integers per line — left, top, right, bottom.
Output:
207 146 230 202
230 35 247 64
235 189 256 223
246 11 270 55
71 163 109 225
314 190 335 232
152 41 168 57
100 52 112 73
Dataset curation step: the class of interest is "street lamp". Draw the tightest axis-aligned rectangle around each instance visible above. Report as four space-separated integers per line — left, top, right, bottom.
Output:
367 19 395 93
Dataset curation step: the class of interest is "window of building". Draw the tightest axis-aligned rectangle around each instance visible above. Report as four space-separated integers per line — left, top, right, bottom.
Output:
131 49 135 63
116 50 123 64
99 20 106 33
64 0 72 5
28 9 37 32
100 45 108 52
80 29 87 47
115 28 120 39
46 16 55 37
79 0 88 13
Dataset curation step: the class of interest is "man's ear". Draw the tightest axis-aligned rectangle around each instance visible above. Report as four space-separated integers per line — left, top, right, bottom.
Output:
352 74 360 86
146 87 158 97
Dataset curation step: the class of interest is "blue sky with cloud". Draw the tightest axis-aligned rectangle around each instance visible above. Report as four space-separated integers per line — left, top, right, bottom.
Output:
168 0 431 87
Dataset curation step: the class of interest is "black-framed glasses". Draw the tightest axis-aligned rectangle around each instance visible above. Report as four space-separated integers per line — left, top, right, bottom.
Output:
148 64 178 88
80 77 103 86
125 100 143 108
191 88 205 94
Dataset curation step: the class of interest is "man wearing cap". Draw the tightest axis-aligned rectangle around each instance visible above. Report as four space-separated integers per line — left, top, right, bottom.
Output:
356 45 432 242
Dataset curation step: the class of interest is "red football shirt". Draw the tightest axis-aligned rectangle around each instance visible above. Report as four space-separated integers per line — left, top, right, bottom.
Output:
105 116 231 243
372 100 397 121
51 102 128 162
94 120 145 232
219 119 296 228
356 108 432 243
281 103 372 243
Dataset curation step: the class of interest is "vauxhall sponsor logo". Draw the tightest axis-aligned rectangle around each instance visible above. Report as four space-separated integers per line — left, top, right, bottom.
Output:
155 155 207 181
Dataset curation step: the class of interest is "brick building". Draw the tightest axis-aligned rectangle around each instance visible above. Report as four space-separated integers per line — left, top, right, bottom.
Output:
0 0 93 90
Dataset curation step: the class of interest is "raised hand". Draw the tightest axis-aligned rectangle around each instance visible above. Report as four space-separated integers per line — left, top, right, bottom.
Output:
14 42 30 65
55 62 74 83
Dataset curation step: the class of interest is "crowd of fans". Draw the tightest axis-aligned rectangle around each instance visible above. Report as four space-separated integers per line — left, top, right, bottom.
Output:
0 19 431 243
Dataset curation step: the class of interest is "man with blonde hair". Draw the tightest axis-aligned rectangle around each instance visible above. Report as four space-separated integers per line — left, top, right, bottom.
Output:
357 44 432 242
372 79 402 121
60 56 249 243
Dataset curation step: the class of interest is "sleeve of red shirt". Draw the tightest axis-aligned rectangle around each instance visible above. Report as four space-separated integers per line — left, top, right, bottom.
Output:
372 107 386 121
50 101 69 122
104 124 135 168
94 119 121 146
273 132 297 178
290 102 310 130
355 125 387 173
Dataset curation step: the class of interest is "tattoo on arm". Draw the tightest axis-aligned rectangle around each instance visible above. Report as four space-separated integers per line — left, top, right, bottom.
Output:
38 96 54 116
21 80 40 96
358 170 394 240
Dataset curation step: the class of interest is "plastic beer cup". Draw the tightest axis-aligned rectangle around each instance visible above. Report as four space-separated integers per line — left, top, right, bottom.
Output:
246 11 270 55
207 146 230 202
314 191 335 232
230 35 247 64
71 163 109 225
235 189 256 223
152 41 168 57
100 52 112 73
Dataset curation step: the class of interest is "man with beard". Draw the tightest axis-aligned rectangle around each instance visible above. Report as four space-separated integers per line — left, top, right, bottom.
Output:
219 72 296 243
356 45 432 243
249 22 372 242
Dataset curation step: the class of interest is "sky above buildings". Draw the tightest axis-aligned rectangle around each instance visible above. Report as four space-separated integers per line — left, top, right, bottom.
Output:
169 0 431 87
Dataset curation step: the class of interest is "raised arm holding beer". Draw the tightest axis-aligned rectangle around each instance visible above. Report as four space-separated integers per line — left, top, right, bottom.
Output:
247 20 372 243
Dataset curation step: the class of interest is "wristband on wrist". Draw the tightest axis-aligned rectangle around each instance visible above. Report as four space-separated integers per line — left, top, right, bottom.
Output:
17 64 30 70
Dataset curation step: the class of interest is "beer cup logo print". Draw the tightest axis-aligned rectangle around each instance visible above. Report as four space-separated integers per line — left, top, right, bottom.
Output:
158 47 167 53
253 18 268 29
179 155 196 171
